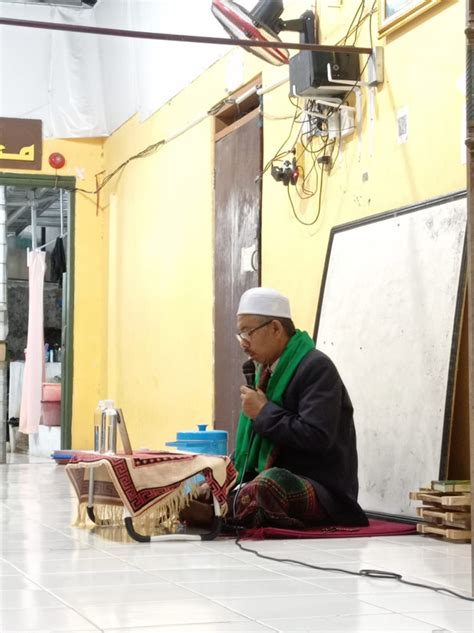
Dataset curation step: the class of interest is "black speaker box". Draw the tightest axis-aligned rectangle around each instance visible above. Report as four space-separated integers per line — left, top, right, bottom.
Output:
289 51 360 97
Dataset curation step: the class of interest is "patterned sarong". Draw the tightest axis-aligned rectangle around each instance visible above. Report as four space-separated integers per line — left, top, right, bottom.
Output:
231 467 327 529
66 451 237 527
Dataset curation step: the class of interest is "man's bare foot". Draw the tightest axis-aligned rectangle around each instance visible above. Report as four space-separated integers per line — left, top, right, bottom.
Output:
179 500 213 527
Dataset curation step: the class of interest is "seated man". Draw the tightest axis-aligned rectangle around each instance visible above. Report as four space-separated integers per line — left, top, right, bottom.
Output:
181 287 368 530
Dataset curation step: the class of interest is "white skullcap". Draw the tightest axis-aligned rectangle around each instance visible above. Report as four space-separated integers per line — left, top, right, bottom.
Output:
237 287 291 319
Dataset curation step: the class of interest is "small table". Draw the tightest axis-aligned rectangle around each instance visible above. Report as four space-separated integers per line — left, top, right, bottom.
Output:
66 450 236 542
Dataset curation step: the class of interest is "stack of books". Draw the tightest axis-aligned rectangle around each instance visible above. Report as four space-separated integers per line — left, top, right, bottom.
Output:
410 480 471 542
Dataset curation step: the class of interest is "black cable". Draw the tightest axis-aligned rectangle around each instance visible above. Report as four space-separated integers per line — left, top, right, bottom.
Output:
287 163 324 227
232 431 255 518
260 100 302 180
75 94 236 196
320 0 376 140
294 143 318 199
337 0 375 46
343 0 365 44
328 136 341 173
234 536 474 603
352 1 366 45
75 140 165 195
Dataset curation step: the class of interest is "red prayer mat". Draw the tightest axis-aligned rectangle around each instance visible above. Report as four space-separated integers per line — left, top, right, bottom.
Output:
240 518 416 539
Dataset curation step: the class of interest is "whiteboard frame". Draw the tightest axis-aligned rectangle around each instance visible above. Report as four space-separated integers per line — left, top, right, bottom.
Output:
313 191 467 520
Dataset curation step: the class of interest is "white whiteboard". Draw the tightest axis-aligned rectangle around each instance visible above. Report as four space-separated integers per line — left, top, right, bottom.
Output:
314 193 467 518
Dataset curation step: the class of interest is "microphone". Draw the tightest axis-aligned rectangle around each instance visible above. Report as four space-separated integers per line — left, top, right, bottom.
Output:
242 359 256 390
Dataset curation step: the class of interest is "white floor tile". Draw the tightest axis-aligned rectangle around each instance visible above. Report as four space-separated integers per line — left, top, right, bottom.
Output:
0 589 65 610
2 549 115 564
392 557 471 576
77 599 247 628
356 590 474 613
303 576 438 595
264 612 441 632
0 539 92 554
226 547 353 566
407 571 472 592
200 539 314 553
105 542 205 557
179 577 331 599
13 557 139 576
0 576 43 591
103 624 275 632
0 561 20 576
441 574 473 594
127 553 254 571
214 594 390 621
31 570 163 589
254 560 368 578
1 459 472 633
151 567 286 583
407 609 474 632
0 606 98 632
52 581 205 606
328 545 454 563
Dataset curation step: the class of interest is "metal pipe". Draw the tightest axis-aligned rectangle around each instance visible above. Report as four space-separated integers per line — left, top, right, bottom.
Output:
29 191 37 250
88 471 95 507
99 410 106 453
59 189 64 236
256 77 288 96
235 85 258 105
0 17 373 55
37 232 68 251
6 203 30 227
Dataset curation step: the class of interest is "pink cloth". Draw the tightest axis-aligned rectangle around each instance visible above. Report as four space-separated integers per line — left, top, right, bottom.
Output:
19 251 46 434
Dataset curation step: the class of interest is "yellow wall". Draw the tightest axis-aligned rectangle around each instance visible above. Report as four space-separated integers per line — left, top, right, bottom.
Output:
262 0 465 329
93 0 465 451
0 138 107 449
103 110 218 450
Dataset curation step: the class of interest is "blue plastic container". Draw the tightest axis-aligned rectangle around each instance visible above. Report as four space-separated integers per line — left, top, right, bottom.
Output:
165 424 228 456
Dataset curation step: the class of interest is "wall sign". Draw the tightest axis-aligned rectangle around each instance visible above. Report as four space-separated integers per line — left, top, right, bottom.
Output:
0 118 42 171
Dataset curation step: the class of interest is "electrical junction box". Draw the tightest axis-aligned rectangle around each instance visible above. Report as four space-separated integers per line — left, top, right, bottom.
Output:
327 109 355 139
289 51 360 97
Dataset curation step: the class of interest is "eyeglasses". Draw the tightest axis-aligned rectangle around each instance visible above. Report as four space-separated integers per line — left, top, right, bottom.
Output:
235 319 273 344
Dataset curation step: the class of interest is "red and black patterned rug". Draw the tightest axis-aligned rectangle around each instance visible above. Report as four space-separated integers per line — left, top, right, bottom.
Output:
240 518 416 540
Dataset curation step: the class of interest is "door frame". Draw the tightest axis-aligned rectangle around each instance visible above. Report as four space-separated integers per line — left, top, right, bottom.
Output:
0 172 76 449
213 78 263 445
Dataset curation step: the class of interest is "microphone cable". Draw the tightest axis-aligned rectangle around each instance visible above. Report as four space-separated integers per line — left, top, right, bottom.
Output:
232 533 474 603
232 430 255 519
232 359 258 518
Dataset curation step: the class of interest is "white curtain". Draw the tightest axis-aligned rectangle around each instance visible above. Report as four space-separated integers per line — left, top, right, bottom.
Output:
0 4 107 137
19 250 46 435
0 0 228 137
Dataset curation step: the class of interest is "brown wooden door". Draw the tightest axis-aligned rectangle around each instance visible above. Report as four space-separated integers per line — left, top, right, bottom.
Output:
214 110 262 450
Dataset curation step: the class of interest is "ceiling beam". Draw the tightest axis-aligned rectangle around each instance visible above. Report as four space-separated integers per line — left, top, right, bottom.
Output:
0 17 372 55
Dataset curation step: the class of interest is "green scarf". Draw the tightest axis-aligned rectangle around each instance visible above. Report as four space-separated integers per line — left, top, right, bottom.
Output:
234 330 315 477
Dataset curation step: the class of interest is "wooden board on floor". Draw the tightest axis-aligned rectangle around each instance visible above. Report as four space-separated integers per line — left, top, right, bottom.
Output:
410 492 471 507
416 507 471 529
416 523 471 542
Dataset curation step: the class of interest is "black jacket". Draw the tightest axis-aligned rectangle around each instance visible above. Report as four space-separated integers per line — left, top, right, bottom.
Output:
253 348 368 526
